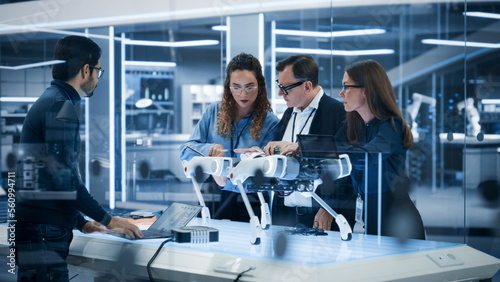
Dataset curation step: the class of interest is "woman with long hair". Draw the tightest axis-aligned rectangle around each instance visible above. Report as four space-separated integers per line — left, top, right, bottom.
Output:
335 59 425 240
180 53 279 220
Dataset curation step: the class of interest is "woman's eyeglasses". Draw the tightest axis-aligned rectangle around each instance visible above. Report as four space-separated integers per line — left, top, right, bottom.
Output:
229 86 258 95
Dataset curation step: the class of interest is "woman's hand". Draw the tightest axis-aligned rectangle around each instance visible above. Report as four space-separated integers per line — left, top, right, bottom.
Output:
209 144 226 157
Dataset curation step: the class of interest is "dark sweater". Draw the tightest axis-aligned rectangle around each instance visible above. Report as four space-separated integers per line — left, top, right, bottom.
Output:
16 80 111 230
335 117 410 195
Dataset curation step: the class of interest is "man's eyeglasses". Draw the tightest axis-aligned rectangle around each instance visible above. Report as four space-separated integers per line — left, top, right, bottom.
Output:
229 86 258 96
341 84 364 92
89 65 104 79
276 80 305 96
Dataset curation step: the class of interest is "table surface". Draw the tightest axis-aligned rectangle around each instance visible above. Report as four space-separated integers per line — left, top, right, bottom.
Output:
77 218 461 267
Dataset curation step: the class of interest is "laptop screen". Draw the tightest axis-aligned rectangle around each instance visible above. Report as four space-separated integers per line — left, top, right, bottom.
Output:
297 134 339 159
149 202 202 233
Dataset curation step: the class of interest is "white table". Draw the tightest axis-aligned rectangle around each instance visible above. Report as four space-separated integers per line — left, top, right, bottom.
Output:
2 219 499 281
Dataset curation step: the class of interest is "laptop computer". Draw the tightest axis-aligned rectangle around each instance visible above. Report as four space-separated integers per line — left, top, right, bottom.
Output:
137 202 202 239
296 134 339 159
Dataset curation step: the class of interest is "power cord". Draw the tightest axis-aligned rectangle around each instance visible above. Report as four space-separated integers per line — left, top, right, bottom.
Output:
147 238 172 282
233 266 255 282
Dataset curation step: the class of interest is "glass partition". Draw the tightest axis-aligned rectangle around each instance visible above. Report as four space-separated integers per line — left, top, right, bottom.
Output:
0 1 498 277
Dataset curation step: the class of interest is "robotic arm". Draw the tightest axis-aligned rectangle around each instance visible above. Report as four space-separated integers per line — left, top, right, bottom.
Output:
182 156 234 226
406 93 436 140
457 98 481 136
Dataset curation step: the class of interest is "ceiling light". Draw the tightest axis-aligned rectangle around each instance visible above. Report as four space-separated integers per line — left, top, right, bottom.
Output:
123 39 219 47
421 39 500 48
211 25 228 31
0 60 65 70
463 11 500 19
275 47 394 56
0 97 38 102
274 28 386 38
481 99 500 105
124 61 177 67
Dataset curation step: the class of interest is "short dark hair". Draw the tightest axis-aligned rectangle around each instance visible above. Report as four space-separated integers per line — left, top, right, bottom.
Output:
52 36 101 81
276 54 319 87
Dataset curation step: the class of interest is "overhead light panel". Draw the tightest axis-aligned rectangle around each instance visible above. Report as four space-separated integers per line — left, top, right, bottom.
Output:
275 47 394 56
421 39 500 48
0 60 65 70
274 28 386 38
463 11 500 20
0 97 38 102
123 39 219 47
211 25 228 31
481 99 500 105
124 61 177 67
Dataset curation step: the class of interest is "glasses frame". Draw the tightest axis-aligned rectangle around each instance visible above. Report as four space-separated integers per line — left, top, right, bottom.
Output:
229 86 258 96
89 65 104 79
276 80 305 96
341 84 364 92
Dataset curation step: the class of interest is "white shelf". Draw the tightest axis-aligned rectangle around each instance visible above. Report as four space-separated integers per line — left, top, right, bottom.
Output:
181 84 223 134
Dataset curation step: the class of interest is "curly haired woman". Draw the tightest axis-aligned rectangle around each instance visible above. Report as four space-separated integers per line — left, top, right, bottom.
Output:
181 53 279 193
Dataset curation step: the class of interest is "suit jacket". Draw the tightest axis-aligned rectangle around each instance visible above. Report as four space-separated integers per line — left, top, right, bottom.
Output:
276 93 346 139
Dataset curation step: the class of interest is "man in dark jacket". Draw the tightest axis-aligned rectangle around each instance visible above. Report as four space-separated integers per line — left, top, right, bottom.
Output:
15 35 143 282
264 54 356 231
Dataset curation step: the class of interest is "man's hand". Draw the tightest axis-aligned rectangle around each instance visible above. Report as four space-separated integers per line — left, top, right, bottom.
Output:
82 221 106 234
107 217 144 239
313 208 333 231
209 144 226 157
263 141 299 156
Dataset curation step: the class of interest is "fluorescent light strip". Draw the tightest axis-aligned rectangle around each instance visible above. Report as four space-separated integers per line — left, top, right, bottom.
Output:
275 47 394 56
464 11 500 20
109 26 115 210
259 13 264 69
212 25 228 31
422 39 500 48
274 28 386 38
0 60 65 70
481 99 500 105
124 61 177 67
0 97 38 102
123 39 219 47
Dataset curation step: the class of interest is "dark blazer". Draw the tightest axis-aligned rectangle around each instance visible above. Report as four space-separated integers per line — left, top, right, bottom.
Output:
276 93 346 139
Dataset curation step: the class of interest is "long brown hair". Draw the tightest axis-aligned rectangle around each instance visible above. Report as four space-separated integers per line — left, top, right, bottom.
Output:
217 53 272 140
344 59 413 149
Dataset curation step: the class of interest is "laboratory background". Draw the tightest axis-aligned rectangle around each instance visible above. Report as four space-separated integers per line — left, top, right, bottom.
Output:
0 0 499 281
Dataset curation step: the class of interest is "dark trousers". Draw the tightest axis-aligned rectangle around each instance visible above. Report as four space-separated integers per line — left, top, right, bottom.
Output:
364 191 426 240
14 223 73 282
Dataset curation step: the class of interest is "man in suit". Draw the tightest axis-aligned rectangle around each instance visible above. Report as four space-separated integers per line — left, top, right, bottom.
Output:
263 54 356 230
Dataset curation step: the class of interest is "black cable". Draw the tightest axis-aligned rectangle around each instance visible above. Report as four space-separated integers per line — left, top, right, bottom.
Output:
147 238 172 282
233 266 255 282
